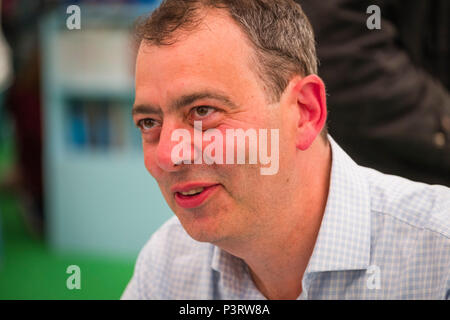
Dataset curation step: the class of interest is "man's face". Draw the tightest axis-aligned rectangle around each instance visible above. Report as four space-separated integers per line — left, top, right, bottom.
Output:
133 10 299 246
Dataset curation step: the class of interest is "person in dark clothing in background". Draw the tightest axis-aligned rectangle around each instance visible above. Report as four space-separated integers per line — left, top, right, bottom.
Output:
299 0 450 186
1 0 57 237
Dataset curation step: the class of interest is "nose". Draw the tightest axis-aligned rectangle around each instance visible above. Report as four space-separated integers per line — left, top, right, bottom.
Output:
155 121 196 172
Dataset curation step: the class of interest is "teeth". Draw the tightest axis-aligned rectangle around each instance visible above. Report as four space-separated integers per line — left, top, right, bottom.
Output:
180 187 204 196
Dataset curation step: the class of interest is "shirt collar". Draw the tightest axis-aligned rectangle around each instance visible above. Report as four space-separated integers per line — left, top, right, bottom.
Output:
211 244 245 276
305 135 371 273
211 135 372 276
211 242 264 299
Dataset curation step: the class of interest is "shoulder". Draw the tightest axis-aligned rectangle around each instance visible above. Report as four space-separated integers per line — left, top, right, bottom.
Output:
132 216 216 299
361 166 450 238
360 168 449 298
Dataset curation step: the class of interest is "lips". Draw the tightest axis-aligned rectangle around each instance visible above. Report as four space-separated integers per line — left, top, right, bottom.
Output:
172 183 220 209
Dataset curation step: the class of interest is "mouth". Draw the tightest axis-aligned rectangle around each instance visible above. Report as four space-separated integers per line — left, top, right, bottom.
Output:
173 184 220 209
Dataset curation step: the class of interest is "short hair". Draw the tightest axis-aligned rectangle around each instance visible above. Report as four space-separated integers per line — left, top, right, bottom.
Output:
135 0 328 138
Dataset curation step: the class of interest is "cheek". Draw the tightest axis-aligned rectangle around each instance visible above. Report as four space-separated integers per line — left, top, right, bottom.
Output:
143 144 161 178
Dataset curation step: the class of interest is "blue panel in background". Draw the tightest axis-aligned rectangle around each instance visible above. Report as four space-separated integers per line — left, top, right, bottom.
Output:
42 2 170 259
68 99 88 150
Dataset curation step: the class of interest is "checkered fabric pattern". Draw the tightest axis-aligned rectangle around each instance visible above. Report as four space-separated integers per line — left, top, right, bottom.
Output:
122 135 450 300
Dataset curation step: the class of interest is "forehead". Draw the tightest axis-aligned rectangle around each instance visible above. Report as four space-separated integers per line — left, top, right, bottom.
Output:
135 9 265 108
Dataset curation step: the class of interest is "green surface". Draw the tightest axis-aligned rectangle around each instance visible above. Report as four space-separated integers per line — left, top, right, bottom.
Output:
0 194 135 300
0 135 135 300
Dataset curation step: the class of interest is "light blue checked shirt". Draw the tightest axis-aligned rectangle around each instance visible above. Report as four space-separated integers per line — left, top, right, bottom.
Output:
122 136 450 300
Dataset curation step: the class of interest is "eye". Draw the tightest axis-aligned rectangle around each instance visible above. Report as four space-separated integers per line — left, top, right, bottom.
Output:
192 106 216 118
137 118 159 132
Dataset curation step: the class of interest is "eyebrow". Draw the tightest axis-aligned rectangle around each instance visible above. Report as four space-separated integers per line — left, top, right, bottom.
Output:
132 91 238 116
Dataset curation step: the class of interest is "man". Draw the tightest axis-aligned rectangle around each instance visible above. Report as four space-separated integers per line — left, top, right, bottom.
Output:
122 0 449 299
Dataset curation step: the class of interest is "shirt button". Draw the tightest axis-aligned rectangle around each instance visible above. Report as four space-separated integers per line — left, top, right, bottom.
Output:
433 132 446 148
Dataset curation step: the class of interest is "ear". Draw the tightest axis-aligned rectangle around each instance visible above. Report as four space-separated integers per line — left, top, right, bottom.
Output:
291 75 327 150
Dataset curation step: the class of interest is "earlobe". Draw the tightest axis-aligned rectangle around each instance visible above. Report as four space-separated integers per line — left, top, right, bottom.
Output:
294 75 327 150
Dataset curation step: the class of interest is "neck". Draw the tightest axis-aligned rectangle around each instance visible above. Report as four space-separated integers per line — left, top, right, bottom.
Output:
220 138 332 299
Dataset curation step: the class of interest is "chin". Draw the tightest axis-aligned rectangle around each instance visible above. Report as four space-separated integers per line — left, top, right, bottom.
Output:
179 213 226 244
190 233 220 244
184 225 224 243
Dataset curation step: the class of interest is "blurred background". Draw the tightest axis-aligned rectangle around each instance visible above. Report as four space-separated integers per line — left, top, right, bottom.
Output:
0 0 448 300
0 0 171 299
